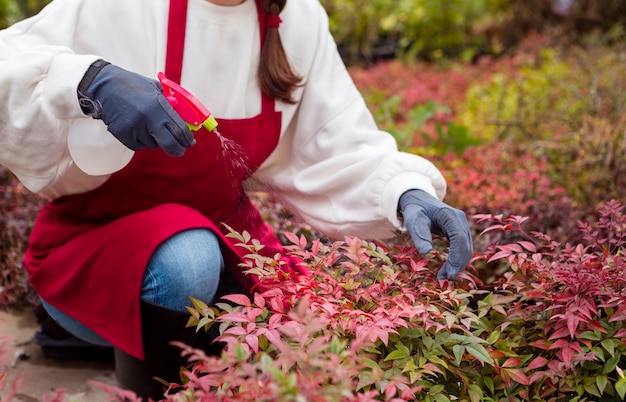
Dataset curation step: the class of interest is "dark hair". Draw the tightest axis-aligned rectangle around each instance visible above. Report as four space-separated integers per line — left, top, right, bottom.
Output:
258 0 302 104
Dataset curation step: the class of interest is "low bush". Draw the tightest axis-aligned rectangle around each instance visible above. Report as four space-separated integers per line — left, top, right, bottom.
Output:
458 41 626 209
98 199 626 402
436 142 579 249
0 166 42 307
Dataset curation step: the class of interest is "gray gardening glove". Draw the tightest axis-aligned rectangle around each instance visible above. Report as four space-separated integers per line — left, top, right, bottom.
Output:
77 59 195 156
399 189 473 280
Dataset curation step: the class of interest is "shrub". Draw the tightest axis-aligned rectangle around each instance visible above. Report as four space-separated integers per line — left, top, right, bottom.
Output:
103 199 626 402
0 166 42 307
457 42 626 209
435 142 578 249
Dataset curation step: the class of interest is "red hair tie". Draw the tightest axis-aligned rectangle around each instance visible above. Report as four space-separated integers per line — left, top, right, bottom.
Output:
265 14 282 29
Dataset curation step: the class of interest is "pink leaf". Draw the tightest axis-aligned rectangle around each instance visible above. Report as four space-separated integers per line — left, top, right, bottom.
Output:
223 327 247 336
253 293 265 308
245 335 259 353
221 294 251 307
488 250 512 263
218 312 252 323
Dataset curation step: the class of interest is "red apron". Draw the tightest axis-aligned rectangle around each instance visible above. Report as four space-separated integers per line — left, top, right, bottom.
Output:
24 0 304 360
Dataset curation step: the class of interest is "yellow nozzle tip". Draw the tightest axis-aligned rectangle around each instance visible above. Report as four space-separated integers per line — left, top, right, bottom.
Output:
203 116 218 132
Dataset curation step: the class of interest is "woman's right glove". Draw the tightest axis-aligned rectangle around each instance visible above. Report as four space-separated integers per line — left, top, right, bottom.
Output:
77 60 195 156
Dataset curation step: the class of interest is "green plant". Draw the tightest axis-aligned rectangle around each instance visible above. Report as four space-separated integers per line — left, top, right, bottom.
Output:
0 0 51 29
458 43 626 210
321 0 511 65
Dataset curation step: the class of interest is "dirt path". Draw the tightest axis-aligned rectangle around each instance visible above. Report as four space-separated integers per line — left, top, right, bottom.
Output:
0 307 116 402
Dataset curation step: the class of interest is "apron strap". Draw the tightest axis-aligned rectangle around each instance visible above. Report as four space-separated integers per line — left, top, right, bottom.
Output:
254 0 275 112
165 0 188 84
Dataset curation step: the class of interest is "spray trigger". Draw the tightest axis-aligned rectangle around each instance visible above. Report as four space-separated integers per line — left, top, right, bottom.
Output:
157 72 218 132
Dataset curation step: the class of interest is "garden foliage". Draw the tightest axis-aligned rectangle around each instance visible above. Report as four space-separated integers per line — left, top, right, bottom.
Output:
91 200 626 402
458 38 626 210
0 169 41 307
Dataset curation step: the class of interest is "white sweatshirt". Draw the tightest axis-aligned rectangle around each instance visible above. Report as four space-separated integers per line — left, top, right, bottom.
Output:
0 0 447 240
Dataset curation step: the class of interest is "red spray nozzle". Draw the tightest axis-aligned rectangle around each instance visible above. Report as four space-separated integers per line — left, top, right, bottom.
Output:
157 72 218 132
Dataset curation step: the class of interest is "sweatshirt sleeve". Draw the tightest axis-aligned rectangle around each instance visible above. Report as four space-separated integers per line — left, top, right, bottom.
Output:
252 0 447 240
0 0 106 192
0 47 99 192
0 0 161 193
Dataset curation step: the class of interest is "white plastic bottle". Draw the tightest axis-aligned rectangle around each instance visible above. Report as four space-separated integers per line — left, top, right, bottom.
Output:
67 117 134 176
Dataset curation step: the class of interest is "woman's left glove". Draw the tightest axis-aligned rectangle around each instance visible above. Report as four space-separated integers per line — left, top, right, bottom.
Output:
399 189 473 280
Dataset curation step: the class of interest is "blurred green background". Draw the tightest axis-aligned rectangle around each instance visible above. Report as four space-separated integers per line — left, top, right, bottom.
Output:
2 0 625 65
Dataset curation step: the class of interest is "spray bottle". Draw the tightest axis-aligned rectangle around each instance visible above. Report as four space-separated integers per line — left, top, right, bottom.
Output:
67 72 217 176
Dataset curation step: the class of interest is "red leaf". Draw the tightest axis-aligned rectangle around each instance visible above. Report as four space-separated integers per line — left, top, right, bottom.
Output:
501 357 522 368
489 350 507 359
526 356 548 371
518 241 537 252
567 314 581 338
548 327 571 340
548 339 569 350
561 343 575 366
504 368 530 385
530 339 552 350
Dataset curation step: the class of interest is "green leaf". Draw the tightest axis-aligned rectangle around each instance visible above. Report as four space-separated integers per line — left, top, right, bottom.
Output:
616 376 626 400
603 356 620 374
330 336 342 354
196 317 214 331
385 348 410 361
596 375 608 394
452 344 465 365
584 382 601 397
601 339 616 358
486 329 501 344
579 330 602 341
429 384 446 394
360 357 382 370
433 395 450 402
403 358 418 373
234 343 247 363
468 384 483 402
189 296 209 311
426 354 448 367
483 376 495 394
465 343 494 365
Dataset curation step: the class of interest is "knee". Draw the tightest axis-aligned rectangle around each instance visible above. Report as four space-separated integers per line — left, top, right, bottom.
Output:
141 229 224 310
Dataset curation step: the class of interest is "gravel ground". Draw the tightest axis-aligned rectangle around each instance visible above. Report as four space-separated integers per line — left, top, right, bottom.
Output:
0 307 116 402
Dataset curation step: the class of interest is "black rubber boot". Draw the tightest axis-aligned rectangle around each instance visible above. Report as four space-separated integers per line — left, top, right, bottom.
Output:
33 302 114 361
114 301 220 401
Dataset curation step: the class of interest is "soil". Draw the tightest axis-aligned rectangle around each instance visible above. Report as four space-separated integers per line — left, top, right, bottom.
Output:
0 307 116 402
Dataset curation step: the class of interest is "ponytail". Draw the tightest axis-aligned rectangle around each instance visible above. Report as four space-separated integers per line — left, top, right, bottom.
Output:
258 0 302 104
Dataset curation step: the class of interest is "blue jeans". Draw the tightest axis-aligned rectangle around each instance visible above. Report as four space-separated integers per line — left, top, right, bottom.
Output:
40 228 225 346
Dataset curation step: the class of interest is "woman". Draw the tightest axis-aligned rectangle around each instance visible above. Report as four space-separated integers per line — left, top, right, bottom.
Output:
0 0 473 399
